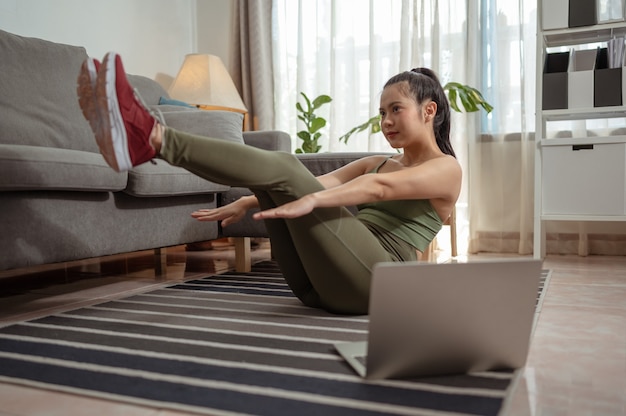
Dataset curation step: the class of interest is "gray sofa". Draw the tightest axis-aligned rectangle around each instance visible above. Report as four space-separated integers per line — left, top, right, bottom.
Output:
0 29 369 273
0 29 289 272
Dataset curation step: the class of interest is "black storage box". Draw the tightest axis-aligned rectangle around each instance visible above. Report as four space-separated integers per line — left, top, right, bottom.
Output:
543 51 570 110
569 0 597 27
594 47 622 107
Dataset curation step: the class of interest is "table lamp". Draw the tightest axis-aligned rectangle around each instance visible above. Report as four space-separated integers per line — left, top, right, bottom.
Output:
168 54 247 115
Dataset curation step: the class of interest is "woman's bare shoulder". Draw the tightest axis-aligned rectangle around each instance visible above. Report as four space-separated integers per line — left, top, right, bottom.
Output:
322 154 395 185
348 154 394 170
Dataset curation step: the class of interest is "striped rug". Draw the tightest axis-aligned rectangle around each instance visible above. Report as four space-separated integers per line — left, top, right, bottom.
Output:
0 261 550 416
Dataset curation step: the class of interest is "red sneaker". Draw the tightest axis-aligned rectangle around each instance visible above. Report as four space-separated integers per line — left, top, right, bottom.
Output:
95 52 158 172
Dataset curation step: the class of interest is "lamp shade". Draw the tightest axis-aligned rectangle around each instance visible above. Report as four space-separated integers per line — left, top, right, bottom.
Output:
168 54 247 112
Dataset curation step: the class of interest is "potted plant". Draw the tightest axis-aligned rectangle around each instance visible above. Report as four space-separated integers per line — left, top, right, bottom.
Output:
295 92 332 153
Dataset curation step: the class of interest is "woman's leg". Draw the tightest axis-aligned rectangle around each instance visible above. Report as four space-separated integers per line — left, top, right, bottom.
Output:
161 129 394 314
252 192 323 309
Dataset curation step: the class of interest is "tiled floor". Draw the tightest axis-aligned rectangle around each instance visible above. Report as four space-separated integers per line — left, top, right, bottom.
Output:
0 244 624 416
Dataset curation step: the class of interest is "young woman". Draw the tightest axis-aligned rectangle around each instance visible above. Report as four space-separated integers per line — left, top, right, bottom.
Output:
77 52 461 315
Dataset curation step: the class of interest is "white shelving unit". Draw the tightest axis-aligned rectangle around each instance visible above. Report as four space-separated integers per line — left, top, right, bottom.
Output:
534 3 626 258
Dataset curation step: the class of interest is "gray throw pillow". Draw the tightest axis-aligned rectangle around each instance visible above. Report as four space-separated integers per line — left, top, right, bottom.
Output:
161 110 245 144
0 29 95 152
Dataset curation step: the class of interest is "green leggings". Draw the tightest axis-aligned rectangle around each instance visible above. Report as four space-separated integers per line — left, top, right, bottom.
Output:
161 128 397 314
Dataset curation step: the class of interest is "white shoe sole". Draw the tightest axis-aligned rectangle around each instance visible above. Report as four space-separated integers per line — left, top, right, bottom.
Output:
78 58 120 171
99 52 133 172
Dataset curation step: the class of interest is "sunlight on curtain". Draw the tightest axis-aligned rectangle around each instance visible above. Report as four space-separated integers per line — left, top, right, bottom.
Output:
271 0 626 257
468 0 538 255
273 0 472 151
470 0 626 255
274 0 401 153
272 0 475 255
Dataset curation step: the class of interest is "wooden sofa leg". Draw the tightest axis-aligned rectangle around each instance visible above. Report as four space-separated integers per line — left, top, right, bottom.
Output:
154 247 167 277
234 237 251 272
421 238 436 262
449 206 458 257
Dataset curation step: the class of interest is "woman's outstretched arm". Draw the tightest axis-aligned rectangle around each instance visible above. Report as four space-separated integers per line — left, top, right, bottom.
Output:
191 195 259 227
254 155 461 221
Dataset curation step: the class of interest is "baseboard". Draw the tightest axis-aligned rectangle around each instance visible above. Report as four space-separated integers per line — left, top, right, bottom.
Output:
471 232 626 255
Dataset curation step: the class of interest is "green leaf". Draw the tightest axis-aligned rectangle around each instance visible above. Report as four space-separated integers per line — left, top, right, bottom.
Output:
337 114 381 144
337 127 359 144
297 131 311 141
312 94 332 109
471 87 494 113
447 89 461 113
444 82 493 114
300 92 312 114
310 117 326 133
481 101 494 113
458 88 479 112
303 141 316 153
468 88 482 102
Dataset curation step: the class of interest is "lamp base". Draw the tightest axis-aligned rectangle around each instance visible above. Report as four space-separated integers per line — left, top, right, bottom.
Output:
195 105 248 131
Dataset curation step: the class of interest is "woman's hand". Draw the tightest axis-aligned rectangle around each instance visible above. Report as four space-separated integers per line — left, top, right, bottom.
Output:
191 196 256 227
253 195 316 220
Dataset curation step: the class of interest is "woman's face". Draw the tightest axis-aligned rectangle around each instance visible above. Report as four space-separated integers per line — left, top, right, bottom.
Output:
379 82 433 149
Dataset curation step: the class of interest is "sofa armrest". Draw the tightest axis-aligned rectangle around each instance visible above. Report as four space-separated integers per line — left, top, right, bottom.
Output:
296 152 386 175
243 130 291 152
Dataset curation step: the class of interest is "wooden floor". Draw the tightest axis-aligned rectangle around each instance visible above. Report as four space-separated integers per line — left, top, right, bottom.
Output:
0 243 624 416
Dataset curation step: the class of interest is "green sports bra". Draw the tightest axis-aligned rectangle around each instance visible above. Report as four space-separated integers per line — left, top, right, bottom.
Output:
356 156 443 254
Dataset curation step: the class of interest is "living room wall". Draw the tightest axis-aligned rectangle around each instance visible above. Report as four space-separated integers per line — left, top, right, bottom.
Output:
0 0 233 90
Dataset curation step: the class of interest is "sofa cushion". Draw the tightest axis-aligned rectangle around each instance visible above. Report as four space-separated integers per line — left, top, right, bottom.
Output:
125 110 244 196
128 74 169 106
0 30 97 153
125 162 229 197
162 110 245 144
0 144 127 192
152 104 198 113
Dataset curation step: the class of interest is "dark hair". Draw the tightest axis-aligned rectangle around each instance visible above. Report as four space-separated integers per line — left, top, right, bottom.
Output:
383 68 455 158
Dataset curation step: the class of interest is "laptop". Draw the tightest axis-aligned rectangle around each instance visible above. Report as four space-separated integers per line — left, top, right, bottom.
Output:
335 258 542 379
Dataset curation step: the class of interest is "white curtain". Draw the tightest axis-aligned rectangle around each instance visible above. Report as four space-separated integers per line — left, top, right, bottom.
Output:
271 0 625 256
272 0 477 254
466 0 626 255
272 0 474 153
231 0 274 131
467 0 537 254
272 0 624 254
